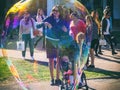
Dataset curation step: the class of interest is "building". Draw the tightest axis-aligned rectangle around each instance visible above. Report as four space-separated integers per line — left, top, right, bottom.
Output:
80 0 120 27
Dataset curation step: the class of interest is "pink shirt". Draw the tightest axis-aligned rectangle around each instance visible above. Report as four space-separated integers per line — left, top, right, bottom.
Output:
70 19 86 40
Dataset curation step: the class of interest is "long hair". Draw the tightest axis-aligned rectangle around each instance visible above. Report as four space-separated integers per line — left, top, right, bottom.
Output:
85 15 93 26
51 5 63 18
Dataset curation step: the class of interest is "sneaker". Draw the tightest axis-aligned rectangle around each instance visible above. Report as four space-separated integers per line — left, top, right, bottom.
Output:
50 79 54 85
55 79 61 85
95 54 99 57
31 56 34 60
88 65 95 68
22 57 25 60
112 51 118 55
98 51 103 55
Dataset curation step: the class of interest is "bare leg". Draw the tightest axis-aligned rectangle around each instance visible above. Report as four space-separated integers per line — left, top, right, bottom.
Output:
49 58 54 80
56 57 60 80
90 49 95 65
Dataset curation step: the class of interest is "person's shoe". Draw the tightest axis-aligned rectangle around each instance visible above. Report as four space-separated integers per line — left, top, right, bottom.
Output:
98 51 103 55
55 79 61 85
88 65 95 68
112 51 118 55
95 54 99 57
50 79 54 85
22 57 25 60
31 56 34 60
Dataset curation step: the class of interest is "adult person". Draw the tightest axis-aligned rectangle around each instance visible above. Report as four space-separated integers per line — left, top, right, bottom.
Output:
88 10 99 68
37 5 68 85
34 8 46 48
101 10 117 55
19 11 36 60
85 15 93 67
69 12 86 40
69 12 86 85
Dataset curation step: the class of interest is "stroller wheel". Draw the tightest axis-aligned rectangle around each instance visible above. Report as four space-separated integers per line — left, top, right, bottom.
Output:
59 85 65 90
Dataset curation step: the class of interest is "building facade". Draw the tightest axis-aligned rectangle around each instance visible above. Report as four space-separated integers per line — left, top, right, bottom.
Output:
80 0 120 27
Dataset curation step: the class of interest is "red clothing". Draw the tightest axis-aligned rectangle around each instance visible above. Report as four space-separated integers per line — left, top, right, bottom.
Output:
70 19 86 40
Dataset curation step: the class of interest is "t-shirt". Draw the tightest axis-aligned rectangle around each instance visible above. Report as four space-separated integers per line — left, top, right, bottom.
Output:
70 19 86 40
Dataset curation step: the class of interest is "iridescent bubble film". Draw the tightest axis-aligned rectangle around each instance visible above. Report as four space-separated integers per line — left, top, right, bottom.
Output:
2 0 89 89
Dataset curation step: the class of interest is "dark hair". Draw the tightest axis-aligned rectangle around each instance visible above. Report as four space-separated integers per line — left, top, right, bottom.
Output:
91 10 98 20
104 9 111 16
71 11 79 18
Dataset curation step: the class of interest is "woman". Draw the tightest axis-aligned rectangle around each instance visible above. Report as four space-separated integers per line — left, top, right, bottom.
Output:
69 12 86 85
69 12 86 40
85 15 93 67
34 8 46 48
37 5 68 85
101 10 117 55
88 10 99 68
19 11 36 60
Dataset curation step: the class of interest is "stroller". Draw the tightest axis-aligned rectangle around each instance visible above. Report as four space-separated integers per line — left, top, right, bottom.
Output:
58 39 89 90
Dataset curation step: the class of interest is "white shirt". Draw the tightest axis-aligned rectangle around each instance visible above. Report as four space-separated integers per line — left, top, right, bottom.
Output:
104 19 110 35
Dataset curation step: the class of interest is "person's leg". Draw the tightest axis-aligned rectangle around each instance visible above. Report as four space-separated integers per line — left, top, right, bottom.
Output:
55 49 61 85
49 58 54 85
95 39 99 56
88 40 95 68
22 34 28 58
98 45 103 55
90 48 95 66
29 35 34 59
56 57 60 80
104 35 117 55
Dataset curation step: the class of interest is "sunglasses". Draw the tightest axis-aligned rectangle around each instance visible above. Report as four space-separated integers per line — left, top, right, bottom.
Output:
52 9 59 12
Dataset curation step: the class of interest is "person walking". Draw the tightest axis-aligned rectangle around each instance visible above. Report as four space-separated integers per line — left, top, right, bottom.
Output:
101 10 117 55
19 11 36 60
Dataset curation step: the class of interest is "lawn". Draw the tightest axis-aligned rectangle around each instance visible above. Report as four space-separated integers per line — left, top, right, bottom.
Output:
0 57 12 81
0 57 120 83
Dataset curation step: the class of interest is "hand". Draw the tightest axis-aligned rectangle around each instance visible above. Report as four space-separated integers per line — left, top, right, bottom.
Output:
62 26 67 32
44 22 52 29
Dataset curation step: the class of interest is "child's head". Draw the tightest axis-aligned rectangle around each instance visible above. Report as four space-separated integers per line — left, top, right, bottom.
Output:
62 56 69 62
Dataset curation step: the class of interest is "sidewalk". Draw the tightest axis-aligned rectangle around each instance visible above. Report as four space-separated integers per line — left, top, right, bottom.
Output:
0 44 120 90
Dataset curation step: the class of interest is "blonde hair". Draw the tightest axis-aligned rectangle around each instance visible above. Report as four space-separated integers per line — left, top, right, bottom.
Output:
76 32 85 43
85 15 93 26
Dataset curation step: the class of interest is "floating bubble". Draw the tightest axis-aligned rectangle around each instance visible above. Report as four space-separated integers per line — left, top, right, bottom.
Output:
2 0 90 89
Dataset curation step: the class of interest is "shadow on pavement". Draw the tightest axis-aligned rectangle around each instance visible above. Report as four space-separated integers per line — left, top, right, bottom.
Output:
96 55 120 64
86 67 120 79
25 59 48 67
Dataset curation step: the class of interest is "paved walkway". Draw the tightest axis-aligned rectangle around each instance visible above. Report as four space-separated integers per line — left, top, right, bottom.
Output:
0 43 120 90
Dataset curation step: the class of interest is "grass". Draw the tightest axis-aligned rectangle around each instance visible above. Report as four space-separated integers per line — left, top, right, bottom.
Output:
0 57 120 83
0 57 12 81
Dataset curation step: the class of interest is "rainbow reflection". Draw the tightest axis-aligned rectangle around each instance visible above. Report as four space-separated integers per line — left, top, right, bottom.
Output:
2 0 90 90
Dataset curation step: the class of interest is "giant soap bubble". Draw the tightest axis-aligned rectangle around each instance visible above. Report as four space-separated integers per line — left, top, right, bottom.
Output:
1 0 89 89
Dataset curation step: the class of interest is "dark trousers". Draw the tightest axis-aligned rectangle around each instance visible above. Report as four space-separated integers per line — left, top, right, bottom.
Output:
104 34 115 52
22 34 34 57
